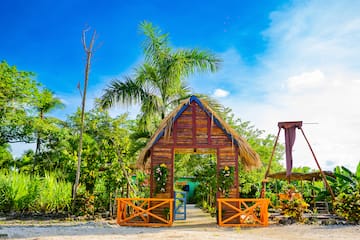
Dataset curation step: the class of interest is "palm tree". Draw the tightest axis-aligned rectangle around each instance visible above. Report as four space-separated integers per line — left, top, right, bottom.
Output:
100 21 221 131
34 88 64 157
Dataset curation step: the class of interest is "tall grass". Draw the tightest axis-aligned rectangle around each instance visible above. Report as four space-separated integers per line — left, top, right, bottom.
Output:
0 174 13 212
0 170 71 214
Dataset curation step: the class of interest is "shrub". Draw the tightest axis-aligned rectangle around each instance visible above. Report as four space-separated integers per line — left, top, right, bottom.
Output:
0 176 14 213
218 166 234 198
154 163 168 193
280 198 309 222
39 173 72 212
334 189 360 223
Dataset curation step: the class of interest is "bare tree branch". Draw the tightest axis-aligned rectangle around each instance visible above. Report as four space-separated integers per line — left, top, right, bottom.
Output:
73 27 97 202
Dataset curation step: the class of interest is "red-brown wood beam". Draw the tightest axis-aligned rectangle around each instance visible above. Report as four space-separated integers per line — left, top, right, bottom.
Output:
156 144 234 149
150 148 154 198
192 102 196 145
170 147 175 199
216 147 220 200
264 127 281 179
261 127 281 198
235 146 239 194
173 120 178 144
207 114 212 145
299 128 335 201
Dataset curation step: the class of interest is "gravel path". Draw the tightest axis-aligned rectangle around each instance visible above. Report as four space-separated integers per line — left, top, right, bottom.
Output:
1 205 359 239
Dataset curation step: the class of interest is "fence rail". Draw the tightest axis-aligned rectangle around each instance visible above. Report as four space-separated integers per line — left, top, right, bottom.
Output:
116 198 174 227
217 198 270 227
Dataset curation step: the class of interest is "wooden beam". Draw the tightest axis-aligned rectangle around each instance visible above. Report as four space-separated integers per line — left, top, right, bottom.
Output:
192 102 196 145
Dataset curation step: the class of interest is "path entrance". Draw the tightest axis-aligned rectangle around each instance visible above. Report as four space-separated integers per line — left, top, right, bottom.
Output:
173 204 216 228
117 96 266 227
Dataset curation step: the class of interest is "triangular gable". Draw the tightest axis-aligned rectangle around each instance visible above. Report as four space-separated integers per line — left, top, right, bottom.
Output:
151 95 237 148
137 95 261 169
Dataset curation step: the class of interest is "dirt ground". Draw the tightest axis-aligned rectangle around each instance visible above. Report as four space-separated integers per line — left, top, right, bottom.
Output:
1 221 359 240
1 204 359 240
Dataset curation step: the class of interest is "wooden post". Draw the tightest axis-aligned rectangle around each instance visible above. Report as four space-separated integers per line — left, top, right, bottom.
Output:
299 128 335 201
73 28 96 201
261 127 281 198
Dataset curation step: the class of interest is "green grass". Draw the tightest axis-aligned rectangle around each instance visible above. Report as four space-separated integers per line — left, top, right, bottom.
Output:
0 170 72 213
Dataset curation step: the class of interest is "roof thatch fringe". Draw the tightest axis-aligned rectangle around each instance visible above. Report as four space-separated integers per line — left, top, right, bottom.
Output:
268 171 334 181
137 96 261 170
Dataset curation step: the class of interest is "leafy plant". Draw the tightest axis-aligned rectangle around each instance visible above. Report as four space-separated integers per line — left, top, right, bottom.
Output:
334 190 360 223
163 207 170 220
0 171 71 214
280 198 309 222
332 162 360 222
218 165 234 198
194 156 217 210
99 21 220 132
154 163 168 193
329 164 360 195
0 176 14 213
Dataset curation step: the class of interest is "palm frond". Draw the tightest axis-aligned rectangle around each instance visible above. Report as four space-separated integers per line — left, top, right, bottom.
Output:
334 172 355 186
195 94 224 114
135 63 161 96
341 166 356 179
139 21 170 63
172 49 222 78
99 76 144 109
130 130 152 140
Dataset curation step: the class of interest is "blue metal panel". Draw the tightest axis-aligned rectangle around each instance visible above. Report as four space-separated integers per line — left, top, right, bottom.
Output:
174 191 187 220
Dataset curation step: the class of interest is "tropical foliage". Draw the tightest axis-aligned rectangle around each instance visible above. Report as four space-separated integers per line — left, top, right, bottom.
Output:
1 20 360 224
100 21 221 132
0 171 71 213
280 197 309 222
154 163 168 193
332 163 360 222
0 60 39 146
218 165 235 198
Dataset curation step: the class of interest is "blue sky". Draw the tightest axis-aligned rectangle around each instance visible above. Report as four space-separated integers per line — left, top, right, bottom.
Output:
2 0 360 171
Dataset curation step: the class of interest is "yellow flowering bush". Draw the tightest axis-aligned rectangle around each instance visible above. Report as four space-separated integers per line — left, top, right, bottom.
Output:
218 165 234 198
280 196 309 222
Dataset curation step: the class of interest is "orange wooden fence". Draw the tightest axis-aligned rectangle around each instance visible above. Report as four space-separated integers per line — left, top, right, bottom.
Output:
217 198 270 227
116 198 174 227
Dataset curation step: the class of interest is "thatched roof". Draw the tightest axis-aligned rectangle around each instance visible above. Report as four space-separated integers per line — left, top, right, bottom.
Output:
267 171 334 181
137 95 261 170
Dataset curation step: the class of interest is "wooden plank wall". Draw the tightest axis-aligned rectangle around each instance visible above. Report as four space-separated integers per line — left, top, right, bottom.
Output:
151 146 173 198
150 102 239 199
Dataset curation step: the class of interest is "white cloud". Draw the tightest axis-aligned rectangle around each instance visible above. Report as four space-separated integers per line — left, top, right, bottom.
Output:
213 88 229 98
286 70 325 93
18 1 359 172
196 0 360 171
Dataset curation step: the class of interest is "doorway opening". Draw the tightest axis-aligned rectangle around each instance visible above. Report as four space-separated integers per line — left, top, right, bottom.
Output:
174 148 217 223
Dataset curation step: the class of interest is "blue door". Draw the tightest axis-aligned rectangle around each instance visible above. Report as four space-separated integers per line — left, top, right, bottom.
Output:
174 191 187 220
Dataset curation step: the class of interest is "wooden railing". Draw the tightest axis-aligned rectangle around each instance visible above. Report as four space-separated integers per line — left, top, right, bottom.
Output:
217 198 270 227
116 198 174 227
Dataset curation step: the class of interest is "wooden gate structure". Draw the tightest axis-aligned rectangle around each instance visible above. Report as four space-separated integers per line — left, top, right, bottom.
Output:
117 95 269 227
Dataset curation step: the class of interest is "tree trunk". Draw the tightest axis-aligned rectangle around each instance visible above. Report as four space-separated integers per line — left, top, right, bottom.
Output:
73 28 97 202
33 110 44 173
